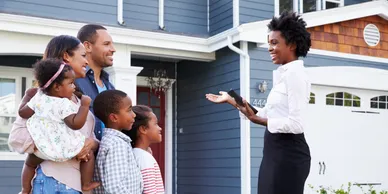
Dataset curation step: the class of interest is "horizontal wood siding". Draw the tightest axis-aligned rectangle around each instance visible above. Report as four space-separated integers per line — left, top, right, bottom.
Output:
240 0 273 24
248 45 388 193
0 161 23 194
164 0 208 36
209 0 233 36
176 47 241 193
308 16 388 58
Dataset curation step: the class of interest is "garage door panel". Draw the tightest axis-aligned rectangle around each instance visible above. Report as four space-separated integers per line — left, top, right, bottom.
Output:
304 85 388 193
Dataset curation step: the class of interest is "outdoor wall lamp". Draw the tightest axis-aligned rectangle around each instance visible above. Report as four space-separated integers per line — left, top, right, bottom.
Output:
258 81 268 93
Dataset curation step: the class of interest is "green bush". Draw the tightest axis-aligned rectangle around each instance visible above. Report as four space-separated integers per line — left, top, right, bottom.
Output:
309 183 388 194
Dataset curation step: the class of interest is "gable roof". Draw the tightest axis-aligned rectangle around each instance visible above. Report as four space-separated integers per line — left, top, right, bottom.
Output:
238 0 388 43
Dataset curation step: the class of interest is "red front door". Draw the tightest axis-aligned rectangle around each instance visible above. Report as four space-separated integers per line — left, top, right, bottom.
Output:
136 87 165 181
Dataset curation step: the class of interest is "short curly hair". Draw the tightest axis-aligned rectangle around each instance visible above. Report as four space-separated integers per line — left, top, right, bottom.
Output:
267 11 311 57
93 90 128 125
33 58 73 92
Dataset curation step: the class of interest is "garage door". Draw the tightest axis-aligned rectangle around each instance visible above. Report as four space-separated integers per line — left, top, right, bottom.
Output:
304 84 388 194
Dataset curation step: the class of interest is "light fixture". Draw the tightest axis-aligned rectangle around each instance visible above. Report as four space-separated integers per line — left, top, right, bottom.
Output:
258 81 268 93
146 69 173 98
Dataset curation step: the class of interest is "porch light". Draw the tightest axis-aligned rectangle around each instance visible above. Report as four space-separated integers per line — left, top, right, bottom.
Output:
146 69 173 98
258 81 268 93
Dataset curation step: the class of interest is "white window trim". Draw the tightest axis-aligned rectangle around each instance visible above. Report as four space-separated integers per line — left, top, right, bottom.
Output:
275 0 344 14
0 66 34 160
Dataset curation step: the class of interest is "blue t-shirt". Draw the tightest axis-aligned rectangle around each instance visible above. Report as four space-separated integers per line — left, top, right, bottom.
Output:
96 82 107 129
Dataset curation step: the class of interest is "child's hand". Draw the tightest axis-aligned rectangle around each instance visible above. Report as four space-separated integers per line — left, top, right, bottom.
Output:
81 95 92 107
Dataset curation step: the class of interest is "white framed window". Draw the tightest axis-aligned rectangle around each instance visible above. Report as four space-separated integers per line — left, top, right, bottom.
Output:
0 66 34 160
309 92 315 104
326 92 361 107
275 0 344 15
371 95 388 109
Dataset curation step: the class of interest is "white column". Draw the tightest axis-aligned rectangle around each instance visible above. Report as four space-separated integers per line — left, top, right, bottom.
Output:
106 66 143 105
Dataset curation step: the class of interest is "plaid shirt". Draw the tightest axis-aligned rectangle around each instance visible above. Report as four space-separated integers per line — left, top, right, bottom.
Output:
93 128 143 194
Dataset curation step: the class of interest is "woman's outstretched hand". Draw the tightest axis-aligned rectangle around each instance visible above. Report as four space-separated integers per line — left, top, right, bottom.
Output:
205 91 231 104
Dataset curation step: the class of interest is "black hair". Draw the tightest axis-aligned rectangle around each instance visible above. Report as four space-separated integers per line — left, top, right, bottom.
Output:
43 35 81 60
33 58 73 92
93 90 128 125
77 24 107 44
267 11 311 57
122 105 153 147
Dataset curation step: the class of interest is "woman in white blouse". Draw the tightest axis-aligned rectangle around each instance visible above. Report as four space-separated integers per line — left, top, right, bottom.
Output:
206 12 311 194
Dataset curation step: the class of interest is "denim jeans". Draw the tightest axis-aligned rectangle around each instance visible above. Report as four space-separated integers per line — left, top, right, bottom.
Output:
32 166 81 194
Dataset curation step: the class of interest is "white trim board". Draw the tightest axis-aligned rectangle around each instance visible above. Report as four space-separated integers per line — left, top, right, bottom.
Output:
306 66 388 91
137 76 174 194
1 0 388 63
257 44 388 64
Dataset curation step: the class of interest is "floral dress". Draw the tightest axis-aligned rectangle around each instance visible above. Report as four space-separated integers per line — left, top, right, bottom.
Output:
26 91 85 162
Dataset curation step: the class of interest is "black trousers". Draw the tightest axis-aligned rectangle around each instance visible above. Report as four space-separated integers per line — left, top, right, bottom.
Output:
257 129 311 194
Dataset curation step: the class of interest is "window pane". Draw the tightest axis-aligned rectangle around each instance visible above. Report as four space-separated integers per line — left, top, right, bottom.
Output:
379 96 387 102
303 0 317 13
327 93 335 98
335 99 343 106
326 98 334 105
335 92 343 98
353 100 360 107
344 100 352 107
371 102 378 108
344 92 352 99
153 108 161 122
137 92 149 105
150 93 160 106
310 92 315 97
353 95 360 100
0 78 17 152
279 0 293 13
371 97 378 101
309 97 315 104
379 103 386 109
326 1 339 9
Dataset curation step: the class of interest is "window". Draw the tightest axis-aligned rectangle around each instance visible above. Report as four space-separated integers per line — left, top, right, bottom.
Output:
371 96 388 109
309 92 315 104
0 78 17 152
326 92 360 107
276 0 344 15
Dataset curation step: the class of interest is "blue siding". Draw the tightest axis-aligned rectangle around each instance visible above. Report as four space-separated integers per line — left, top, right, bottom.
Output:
123 0 159 31
0 161 23 194
209 0 233 36
176 47 241 194
248 45 388 194
164 0 208 36
344 0 369 6
0 0 117 26
240 0 274 24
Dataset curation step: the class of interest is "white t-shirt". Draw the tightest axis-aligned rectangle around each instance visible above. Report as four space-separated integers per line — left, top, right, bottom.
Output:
133 148 165 194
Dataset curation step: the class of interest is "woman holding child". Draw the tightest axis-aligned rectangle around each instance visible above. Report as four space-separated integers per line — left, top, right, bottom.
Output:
9 35 99 194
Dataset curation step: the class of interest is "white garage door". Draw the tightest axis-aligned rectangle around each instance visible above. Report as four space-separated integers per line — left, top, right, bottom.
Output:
302 66 388 194
304 84 388 193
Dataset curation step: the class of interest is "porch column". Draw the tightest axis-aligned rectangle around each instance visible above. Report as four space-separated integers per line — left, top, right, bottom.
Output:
106 66 143 104
105 48 143 105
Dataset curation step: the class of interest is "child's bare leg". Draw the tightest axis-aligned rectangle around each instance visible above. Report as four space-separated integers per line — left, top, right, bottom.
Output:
81 150 100 191
21 154 44 194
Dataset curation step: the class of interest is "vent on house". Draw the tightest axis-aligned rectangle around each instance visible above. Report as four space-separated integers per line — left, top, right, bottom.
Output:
363 24 380 47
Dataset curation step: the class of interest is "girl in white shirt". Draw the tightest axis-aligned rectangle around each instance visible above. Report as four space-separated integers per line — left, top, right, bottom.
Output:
206 11 311 194
123 105 165 194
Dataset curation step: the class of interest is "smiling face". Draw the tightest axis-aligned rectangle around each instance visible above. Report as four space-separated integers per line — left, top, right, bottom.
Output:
88 30 116 67
267 30 297 65
64 44 88 78
144 112 162 143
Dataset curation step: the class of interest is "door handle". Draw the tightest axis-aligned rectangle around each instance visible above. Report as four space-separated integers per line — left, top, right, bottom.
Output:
322 162 326 175
319 162 322 175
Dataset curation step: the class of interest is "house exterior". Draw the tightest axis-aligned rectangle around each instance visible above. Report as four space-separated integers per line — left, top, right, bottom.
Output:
1 0 388 193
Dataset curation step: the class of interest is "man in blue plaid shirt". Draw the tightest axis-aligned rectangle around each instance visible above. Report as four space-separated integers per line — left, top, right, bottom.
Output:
92 90 143 194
